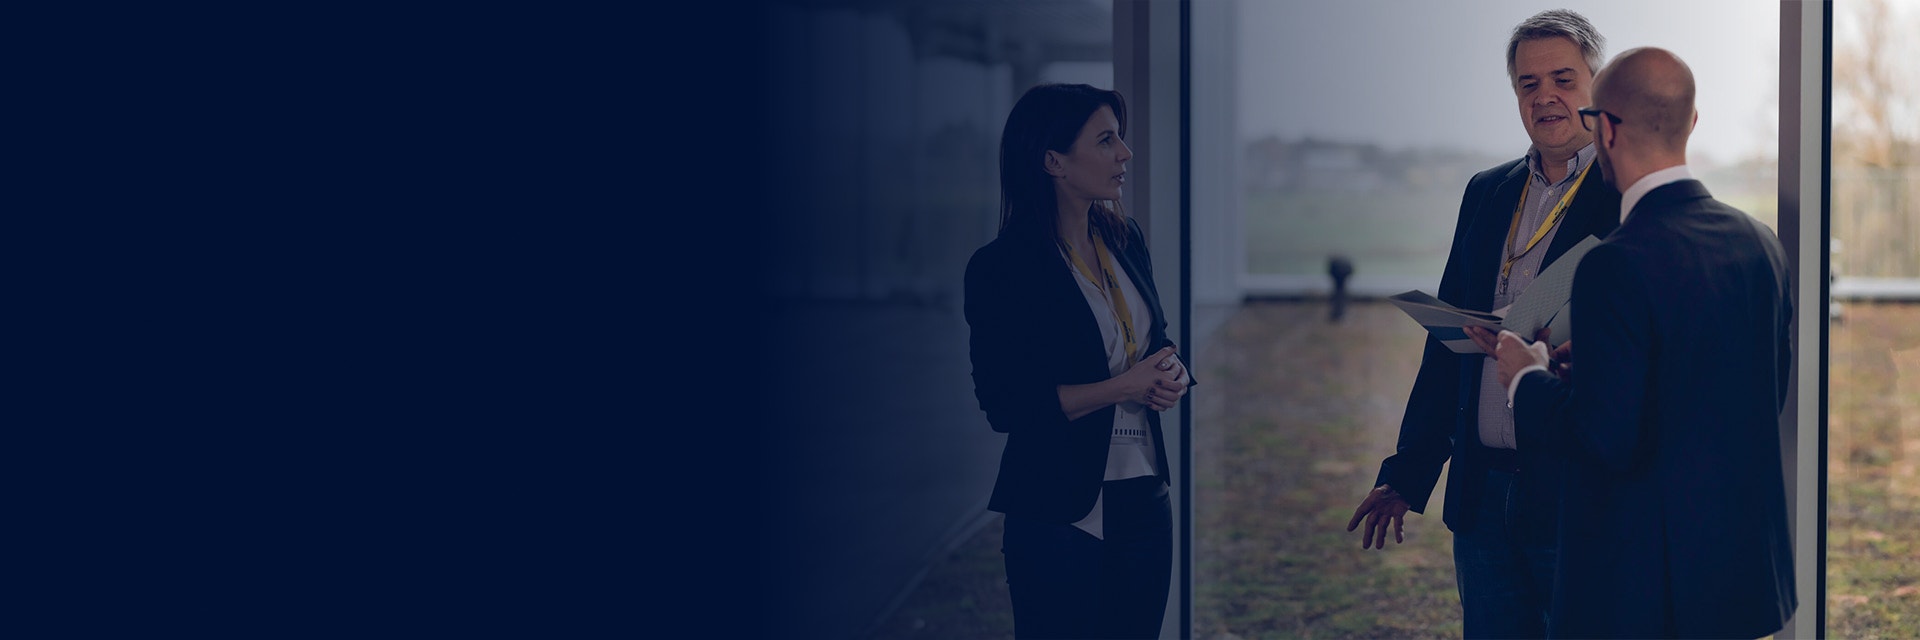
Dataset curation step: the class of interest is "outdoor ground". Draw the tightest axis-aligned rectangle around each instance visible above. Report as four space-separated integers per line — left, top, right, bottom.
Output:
871 300 1920 639
1826 301 1920 638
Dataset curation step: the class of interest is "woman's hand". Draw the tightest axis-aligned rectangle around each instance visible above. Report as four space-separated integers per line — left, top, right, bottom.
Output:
1118 346 1187 411
1057 346 1191 420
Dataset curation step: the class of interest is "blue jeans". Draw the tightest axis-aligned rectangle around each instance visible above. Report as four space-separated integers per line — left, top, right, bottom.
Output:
1453 468 1558 639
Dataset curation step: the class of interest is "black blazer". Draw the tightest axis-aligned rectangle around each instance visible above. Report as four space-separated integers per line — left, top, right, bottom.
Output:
964 217 1190 524
1513 179 1796 638
1373 156 1620 542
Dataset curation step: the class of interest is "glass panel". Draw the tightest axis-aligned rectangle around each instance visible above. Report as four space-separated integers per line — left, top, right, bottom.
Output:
1828 0 1920 636
1189 1 1777 636
762 2 1113 637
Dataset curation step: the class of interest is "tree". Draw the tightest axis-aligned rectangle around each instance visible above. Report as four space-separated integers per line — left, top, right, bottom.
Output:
1832 0 1920 277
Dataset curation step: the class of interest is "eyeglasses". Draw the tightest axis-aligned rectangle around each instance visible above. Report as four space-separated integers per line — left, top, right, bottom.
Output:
1577 106 1623 132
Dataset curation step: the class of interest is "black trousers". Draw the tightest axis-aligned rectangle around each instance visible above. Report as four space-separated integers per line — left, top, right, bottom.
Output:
1001 475 1172 640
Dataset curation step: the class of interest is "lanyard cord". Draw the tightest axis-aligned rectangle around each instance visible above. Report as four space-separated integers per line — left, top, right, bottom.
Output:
1502 161 1593 282
1064 228 1139 362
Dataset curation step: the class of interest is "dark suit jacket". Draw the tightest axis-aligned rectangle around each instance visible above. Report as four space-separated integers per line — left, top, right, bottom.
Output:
1513 179 1796 638
1374 156 1620 542
964 217 1192 523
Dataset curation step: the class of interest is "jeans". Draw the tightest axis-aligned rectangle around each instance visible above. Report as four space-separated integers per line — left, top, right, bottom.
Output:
1453 468 1558 639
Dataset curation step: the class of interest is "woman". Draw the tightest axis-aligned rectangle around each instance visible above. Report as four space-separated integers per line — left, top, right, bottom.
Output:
963 83 1194 639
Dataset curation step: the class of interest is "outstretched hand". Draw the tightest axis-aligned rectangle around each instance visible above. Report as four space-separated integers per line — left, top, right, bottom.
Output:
1346 484 1411 549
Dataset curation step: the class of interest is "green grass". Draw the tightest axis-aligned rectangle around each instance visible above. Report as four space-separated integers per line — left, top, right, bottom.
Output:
1244 190 1459 277
1189 302 1459 639
1826 302 1920 639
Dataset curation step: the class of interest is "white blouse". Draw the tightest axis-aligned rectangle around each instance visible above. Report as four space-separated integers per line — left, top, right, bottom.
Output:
1058 244 1161 540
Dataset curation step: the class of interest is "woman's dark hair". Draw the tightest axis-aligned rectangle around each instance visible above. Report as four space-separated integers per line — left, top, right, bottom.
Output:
997 83 1130 250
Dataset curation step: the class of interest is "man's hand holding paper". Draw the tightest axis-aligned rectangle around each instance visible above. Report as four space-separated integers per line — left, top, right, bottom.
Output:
1465 325 1574 386
1389 235 1601 356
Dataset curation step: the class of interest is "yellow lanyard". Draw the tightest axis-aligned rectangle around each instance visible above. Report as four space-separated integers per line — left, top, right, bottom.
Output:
1502 161 1593 283
1065 229 1139 362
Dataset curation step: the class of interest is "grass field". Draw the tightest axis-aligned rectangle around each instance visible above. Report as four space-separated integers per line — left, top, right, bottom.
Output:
1826 302 1920 639
873 300 1920 639
1243 187 1780 278
1188 302 1457 638
1244 190 1458 277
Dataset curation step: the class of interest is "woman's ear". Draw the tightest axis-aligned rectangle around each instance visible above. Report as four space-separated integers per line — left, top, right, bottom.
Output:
1043 150 1067 178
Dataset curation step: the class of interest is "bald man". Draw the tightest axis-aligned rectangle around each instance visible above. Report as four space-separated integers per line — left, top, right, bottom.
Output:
1486 47 1796 638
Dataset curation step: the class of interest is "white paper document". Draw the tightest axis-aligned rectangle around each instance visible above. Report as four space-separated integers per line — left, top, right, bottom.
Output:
1386 290 1505 354
1388 235 1603 354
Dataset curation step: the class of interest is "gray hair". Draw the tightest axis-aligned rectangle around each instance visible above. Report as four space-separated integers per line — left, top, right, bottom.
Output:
1506 9 1606 82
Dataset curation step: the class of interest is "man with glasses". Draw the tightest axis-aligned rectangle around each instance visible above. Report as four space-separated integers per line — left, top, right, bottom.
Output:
1346 10 1620 637
1489 47 1797 638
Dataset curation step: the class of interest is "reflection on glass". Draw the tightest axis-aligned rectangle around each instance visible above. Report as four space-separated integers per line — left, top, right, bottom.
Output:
764 2 1115 638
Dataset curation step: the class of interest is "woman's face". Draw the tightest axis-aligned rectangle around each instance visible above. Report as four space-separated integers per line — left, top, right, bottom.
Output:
1048 105 1131 204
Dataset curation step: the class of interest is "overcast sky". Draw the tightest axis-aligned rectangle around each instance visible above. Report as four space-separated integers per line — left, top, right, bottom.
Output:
1231 0 1781 165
